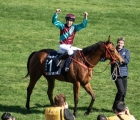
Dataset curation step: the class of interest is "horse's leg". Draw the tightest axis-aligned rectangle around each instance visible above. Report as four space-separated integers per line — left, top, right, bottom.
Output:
82 83 95 115
44 76 55 106
73 82 81 117
26 72 42 109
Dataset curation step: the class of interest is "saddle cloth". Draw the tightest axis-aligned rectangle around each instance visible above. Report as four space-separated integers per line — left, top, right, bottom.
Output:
44 51 75 75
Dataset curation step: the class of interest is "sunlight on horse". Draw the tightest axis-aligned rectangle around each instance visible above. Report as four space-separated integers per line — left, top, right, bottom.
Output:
24 36 123 117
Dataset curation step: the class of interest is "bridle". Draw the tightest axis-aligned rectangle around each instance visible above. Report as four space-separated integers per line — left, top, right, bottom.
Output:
104 42 117 64
104 43 121 81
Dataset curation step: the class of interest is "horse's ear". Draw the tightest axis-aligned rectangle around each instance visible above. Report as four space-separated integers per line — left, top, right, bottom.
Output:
108 35 111 42
104 35 111 44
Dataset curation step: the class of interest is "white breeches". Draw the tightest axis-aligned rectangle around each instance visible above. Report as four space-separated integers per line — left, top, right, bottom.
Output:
58 44 82 55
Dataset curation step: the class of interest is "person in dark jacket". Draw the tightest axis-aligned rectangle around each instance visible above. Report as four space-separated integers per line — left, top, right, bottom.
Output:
97 114 107 120
111 37 130 111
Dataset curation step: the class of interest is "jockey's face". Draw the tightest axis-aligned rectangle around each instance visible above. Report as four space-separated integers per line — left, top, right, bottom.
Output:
117 40 124 50
66 19 74 27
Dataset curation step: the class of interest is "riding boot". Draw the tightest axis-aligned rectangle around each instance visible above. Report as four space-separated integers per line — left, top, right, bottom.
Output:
54 52 69 66
65 55 72 72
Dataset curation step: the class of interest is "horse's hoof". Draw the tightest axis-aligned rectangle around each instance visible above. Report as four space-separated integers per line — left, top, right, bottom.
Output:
84 111 90 116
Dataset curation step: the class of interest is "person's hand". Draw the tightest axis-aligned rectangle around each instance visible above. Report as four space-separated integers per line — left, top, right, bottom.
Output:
64 102 68 108
56 9 61 14
84 12 88 19
125 107 131 115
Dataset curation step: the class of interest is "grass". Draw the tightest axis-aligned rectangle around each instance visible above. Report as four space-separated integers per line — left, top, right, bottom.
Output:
0 0 140 119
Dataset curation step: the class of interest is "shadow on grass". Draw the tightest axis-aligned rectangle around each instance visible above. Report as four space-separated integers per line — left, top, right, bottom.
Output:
69 106 112 113
92 107 112 112
0 104 112 115
0 104 51 115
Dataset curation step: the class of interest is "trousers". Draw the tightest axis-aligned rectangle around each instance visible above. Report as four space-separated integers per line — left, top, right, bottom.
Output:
112 76 127 109
58 44 82 55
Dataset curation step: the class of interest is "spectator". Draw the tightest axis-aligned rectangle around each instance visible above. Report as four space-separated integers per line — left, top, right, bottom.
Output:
45 93 74 120
97 114 107 120
1 112 15 120
108 101 136 120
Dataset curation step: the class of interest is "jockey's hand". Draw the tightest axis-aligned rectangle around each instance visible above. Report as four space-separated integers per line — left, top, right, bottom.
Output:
84 12 88 19
56 9 61 14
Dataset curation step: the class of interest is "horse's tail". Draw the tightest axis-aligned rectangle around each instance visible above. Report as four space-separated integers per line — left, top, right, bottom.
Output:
24 51 37 78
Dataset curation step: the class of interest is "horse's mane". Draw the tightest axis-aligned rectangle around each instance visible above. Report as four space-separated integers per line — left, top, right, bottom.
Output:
82 41 103 55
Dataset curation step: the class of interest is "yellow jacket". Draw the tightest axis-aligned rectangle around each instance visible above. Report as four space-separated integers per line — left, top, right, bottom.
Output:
108 114 136 120
45 107 64 120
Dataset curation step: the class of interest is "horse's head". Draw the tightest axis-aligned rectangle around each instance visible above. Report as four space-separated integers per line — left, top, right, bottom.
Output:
101 36 124 64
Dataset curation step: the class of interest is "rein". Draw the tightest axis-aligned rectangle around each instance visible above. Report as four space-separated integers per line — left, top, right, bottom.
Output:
69 56 93 70
79 51 95 68
78 41 118 73
70 42 119 74
70 50 110 73
93 63 110 73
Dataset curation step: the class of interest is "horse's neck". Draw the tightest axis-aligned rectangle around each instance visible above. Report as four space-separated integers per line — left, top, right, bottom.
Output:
85 52 101 66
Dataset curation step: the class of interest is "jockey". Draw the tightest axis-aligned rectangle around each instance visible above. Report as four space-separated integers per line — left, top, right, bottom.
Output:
52 9 88 67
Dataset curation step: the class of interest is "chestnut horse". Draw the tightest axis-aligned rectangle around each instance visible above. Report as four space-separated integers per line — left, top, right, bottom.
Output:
25 37 123 116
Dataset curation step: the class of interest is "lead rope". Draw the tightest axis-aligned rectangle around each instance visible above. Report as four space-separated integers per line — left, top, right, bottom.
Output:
110 62 121 81
79 51 111 73
93 63 110 73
